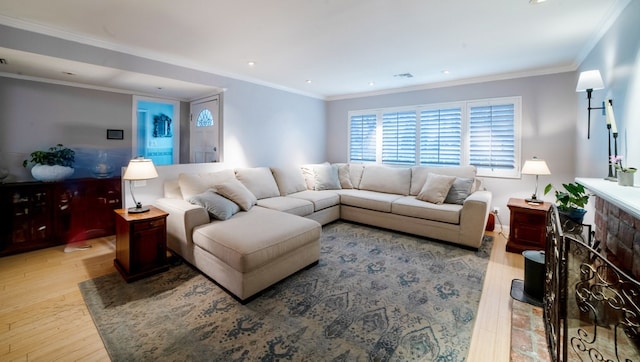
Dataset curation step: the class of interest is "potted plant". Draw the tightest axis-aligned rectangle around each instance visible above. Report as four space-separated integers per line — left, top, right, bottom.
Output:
22 144 75 181
544 182 590 223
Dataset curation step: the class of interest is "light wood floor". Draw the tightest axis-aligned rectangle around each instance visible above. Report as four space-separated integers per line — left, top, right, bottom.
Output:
0 228 523 361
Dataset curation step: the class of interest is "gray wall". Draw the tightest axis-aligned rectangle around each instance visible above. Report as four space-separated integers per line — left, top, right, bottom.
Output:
326 72 578 218
0 76 326 180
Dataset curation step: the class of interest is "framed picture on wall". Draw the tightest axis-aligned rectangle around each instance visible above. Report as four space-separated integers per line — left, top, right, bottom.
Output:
107 129 124 140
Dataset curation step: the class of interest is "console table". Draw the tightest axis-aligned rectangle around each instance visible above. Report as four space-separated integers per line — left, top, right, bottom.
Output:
0 177 121 256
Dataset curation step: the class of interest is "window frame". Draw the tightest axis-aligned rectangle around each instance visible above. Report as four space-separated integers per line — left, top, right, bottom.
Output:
347 96 522 178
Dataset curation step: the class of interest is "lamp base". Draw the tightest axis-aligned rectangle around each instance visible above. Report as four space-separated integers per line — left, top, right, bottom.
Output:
127 206 150 214
525 197 543 205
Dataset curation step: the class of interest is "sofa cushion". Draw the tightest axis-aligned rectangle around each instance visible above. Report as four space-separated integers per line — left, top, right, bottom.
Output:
187 190 240 221
234 167 281 200
192 207 321 273
313 163 341 190
358 165 411 195
392 196 462 224
339 189 403 213
444 177 474 205
271 166 307 196
216 179 257 211
417 173 456 204
348 163 365 189
288 190 340 211
164 179 182 199
178 169 236 200
410 165 476 196
257 197 314 217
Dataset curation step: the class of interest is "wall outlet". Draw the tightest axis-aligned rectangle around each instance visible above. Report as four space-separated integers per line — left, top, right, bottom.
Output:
492 207 500 215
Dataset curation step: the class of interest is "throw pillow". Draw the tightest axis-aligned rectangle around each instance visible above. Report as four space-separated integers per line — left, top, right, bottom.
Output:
187 190 240 220
215 179 257 211
301 162 328 190
313 164 341 190
336 163 354 189
234 167 280 199
444 177 475 205
417 173 457 204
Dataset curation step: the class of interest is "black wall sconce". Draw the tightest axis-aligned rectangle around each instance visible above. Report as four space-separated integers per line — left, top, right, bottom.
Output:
576 69 605 139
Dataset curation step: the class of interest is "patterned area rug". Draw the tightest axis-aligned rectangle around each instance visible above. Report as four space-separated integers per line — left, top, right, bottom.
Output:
79 221 492 361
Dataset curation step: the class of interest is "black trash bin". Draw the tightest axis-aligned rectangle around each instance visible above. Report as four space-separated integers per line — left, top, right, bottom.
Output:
510 250 545 307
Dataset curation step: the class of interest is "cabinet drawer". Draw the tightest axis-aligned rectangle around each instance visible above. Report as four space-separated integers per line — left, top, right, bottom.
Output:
513 212 545 224
133 218 165 232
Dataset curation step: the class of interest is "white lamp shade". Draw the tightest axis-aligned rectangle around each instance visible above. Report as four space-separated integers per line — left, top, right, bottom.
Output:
123 158 158 180
522 158 551 175
576 70 604 92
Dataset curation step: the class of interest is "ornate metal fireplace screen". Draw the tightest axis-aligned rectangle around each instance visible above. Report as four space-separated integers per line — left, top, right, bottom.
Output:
544 205 640 361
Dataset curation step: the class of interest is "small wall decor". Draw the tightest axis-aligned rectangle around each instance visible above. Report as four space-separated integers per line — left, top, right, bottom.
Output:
153 113 172 138
107 129 124 140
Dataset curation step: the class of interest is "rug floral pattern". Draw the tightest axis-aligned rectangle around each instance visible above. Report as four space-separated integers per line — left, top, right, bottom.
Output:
79 221 492 361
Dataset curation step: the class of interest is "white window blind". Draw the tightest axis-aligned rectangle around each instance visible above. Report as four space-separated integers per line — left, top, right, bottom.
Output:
469 102 516 172
419 107 462 166
382 111 416 165
347 97 521 178
349 113 377 162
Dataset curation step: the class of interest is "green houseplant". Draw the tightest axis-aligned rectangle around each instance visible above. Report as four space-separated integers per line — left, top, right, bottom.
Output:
23 144 75 181
544 182 589 223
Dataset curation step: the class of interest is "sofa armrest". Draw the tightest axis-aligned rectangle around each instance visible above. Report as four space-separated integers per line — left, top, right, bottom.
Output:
154 198 209 251
459 190 492 248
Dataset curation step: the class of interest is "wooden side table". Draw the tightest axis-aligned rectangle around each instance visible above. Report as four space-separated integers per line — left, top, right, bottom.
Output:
506 198 552 254
114 206 169 282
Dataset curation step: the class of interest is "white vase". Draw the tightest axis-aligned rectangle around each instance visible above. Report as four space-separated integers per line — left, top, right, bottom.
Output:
31 164 74 182
618 172 634 187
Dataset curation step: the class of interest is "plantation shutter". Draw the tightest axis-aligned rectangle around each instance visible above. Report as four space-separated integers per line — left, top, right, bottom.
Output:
419 107 462 166
469 103 516 170
349 113 377 162
382 111 416 165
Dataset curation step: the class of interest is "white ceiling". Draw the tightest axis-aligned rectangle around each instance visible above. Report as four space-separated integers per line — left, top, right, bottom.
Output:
0 0 630 100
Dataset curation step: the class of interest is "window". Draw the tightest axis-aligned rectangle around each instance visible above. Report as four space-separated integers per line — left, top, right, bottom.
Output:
349 113 377 163
347 97 521 178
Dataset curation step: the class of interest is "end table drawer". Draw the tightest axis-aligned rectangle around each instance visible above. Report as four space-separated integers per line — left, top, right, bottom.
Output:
133 218 165 232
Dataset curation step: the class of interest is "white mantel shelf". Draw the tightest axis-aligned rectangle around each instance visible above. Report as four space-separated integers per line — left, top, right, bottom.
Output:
576 177 640 219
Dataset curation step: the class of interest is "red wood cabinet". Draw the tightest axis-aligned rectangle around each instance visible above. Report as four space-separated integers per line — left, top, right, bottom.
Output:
506 198 552 254
114 206 169 282
0 177 121 256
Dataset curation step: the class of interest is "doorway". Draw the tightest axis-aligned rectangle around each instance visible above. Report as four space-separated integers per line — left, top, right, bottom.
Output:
190 95 221 163
132 96 180 165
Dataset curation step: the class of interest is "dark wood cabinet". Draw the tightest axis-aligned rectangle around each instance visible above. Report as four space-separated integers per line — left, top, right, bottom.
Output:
114 206 169 282
506 198 552 254
0 177 121 256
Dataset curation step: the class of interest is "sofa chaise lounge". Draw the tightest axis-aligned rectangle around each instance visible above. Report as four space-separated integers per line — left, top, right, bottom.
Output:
154 163 491 302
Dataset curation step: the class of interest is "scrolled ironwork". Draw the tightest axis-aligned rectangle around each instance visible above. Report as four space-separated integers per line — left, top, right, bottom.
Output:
544 205 640 362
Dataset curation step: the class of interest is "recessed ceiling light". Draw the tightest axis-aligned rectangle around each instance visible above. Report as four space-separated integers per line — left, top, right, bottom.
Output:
368 81 375 86
441 69 450 75
247 61 256 67
305 79 312 84
529 0 547 4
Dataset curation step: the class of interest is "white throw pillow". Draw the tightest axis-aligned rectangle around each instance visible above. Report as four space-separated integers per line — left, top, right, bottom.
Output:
417 173 457 204
336 163 354 189
215 179 257 211
301 163 328 190
313 164 341 190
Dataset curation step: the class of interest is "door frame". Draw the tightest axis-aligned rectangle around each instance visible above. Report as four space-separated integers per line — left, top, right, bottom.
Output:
190 94 224 163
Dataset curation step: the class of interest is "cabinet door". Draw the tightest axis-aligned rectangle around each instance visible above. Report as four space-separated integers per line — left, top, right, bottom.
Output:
131 219 166 273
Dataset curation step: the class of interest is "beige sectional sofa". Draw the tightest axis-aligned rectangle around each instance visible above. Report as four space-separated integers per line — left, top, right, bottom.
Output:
154 163 491 302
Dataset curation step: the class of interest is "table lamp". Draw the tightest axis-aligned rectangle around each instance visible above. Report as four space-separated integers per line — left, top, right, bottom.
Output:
522 157 551 204
122 157 158 213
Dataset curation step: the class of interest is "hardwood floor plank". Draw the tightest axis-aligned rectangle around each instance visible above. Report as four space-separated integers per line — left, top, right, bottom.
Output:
0 231 523 361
